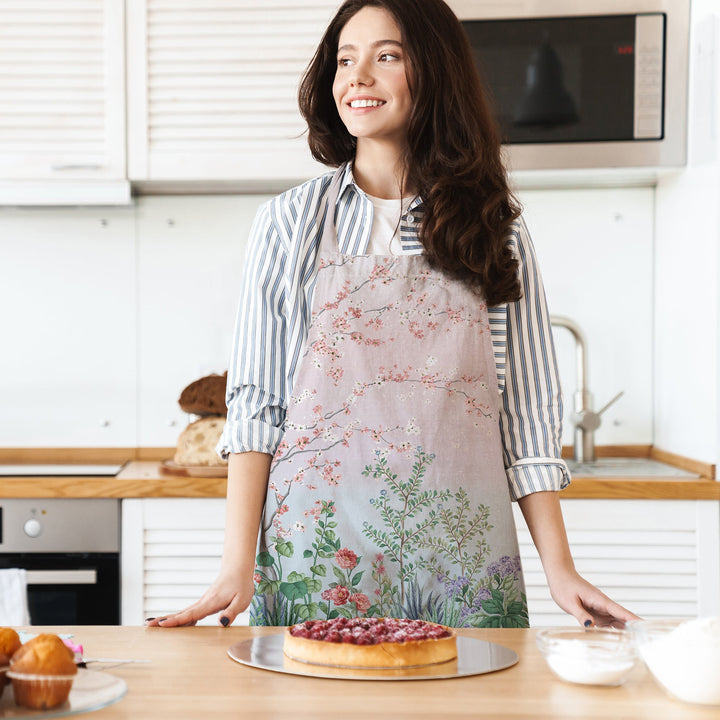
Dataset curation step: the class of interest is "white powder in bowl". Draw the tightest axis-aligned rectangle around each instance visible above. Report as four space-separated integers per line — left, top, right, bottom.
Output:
638 616 720 705
545 643 636 685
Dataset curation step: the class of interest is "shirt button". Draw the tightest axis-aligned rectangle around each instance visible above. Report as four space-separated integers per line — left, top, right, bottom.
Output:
406 213 415 223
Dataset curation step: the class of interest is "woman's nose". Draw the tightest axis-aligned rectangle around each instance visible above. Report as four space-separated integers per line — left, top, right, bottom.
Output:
350 61 373 87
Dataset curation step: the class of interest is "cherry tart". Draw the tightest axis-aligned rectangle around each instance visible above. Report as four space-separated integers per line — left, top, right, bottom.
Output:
283 617 457 668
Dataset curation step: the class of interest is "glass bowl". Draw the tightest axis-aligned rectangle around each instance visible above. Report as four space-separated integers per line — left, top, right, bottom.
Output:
536 627 637 686
627 617 720 706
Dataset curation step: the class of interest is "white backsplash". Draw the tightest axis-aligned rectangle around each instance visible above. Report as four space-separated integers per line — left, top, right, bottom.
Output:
0 186 653 449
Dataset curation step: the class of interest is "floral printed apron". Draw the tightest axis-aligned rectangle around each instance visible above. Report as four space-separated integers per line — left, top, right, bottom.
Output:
251 169 528 628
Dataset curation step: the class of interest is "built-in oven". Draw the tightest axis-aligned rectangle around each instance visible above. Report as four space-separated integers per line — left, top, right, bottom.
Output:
0 499 120 625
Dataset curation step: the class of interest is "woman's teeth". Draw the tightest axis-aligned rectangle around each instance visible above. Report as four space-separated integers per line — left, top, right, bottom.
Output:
350 99 385 108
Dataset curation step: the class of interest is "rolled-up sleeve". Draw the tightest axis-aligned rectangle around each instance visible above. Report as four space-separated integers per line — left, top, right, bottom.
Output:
499 218 571 500
217 200 289 457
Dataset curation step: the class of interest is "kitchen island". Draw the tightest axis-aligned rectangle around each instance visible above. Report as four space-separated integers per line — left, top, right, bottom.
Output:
6 626 718 720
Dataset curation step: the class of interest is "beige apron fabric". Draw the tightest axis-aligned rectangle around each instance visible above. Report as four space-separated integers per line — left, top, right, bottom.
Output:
251 169 528 628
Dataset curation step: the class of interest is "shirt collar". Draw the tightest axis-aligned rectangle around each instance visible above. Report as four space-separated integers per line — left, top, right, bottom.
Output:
336 161 424 211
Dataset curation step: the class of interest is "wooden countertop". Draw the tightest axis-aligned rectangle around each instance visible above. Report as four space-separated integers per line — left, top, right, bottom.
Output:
0 446 718 500
6 625 718 720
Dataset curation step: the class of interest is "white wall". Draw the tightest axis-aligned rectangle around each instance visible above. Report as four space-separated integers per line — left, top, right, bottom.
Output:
520 187 654 448
654 2 720 467
0 187 653 449
0 196 269 447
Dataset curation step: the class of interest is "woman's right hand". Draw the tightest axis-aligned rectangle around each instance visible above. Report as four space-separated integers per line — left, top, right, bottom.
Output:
145 566 255 628
146 452 271 628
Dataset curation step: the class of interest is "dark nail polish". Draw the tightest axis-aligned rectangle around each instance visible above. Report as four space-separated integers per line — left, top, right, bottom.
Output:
584 619 593 628
220 616 230 627
145 617 155 622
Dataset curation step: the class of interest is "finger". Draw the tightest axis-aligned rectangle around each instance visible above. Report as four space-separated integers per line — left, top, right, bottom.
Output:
570 602 596 628
216 593 250 628
156 606 210 628
583 597 640 628
145 599 201 627
150 595 222 628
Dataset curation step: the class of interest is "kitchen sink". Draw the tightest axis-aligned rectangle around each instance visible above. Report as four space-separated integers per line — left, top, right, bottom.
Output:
566 457 700 478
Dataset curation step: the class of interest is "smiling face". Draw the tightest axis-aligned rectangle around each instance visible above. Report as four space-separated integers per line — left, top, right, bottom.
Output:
332 6 413 153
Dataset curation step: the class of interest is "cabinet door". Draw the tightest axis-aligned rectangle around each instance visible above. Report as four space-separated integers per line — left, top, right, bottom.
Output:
121 498 249 626
126 0 336 187
0 0 128 202
513 499 719 627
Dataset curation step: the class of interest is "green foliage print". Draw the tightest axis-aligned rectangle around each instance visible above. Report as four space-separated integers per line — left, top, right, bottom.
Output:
361 447 452 605
251 499 375 625
250 446 529 628
361 447 528 628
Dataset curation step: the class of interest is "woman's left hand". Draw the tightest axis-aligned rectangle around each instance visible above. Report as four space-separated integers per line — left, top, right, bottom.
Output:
547 568 641 628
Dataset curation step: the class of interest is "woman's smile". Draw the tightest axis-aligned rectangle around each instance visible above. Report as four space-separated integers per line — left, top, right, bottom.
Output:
347 95 387 110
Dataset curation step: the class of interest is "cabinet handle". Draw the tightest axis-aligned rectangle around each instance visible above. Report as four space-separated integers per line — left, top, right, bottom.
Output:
51 164 103 171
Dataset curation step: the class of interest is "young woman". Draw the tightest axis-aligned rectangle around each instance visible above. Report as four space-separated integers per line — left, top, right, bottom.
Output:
149 0 637 630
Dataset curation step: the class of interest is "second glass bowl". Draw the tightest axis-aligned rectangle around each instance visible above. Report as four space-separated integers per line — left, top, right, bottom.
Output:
536 627 637 686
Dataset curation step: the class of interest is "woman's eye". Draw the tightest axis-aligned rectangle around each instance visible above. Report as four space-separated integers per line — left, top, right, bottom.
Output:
379 52 399 62
338 57 353 67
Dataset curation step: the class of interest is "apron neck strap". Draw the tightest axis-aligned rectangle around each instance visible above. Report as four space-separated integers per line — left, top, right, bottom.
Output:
319 166 346 255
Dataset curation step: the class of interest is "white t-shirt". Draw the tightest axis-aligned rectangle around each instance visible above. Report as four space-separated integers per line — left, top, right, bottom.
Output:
365 193 414 255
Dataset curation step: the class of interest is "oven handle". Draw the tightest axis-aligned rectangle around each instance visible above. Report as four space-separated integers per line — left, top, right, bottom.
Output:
25 570 97 585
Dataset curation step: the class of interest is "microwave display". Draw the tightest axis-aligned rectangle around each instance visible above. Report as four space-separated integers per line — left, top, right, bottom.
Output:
462 14 665 145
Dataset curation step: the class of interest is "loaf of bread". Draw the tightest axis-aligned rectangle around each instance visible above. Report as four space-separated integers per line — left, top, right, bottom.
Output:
178 372 227 416
173 416 228 466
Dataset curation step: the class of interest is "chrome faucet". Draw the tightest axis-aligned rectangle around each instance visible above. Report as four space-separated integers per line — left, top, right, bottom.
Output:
549 315 623 463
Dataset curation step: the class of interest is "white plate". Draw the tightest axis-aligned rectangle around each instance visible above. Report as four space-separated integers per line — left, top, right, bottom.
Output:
0 669 126 718
228 633 519 681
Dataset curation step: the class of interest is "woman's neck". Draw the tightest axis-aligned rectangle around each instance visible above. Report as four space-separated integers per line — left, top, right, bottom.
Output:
352 139 414 199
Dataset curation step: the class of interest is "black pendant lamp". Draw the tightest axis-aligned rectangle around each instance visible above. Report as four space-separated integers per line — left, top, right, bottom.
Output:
514 41 579 127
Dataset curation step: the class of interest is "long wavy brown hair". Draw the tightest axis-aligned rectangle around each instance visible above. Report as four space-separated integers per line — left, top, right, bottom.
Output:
298 0 522 305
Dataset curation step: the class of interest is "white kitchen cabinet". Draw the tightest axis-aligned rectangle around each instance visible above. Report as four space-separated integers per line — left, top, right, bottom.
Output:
122 497 720 627
121 498 249 626
513 499 720 626
0 0 129 204
126 0 336 189
0 204 137 446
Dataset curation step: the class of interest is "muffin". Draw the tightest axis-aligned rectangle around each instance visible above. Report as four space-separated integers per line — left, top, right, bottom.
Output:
8 633 78 709
0 627 21 658
0 651 9 692
0 628 21 692
10 632 74 666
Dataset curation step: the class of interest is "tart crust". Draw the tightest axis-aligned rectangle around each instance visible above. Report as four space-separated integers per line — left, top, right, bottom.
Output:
283 619 457 669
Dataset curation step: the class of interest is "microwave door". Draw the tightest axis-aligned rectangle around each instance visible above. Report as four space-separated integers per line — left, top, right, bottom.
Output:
462 14 664 145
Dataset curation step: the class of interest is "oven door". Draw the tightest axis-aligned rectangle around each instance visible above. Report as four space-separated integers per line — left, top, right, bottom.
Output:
1 553 120 625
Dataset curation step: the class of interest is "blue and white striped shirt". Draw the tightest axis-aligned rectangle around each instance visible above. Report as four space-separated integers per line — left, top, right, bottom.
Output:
218 163 570 500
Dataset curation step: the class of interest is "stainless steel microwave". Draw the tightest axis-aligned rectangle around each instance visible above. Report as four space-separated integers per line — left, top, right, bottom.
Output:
449 0 689 171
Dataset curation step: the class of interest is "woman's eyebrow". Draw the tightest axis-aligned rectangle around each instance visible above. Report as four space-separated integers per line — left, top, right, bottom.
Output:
337 39 403 54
